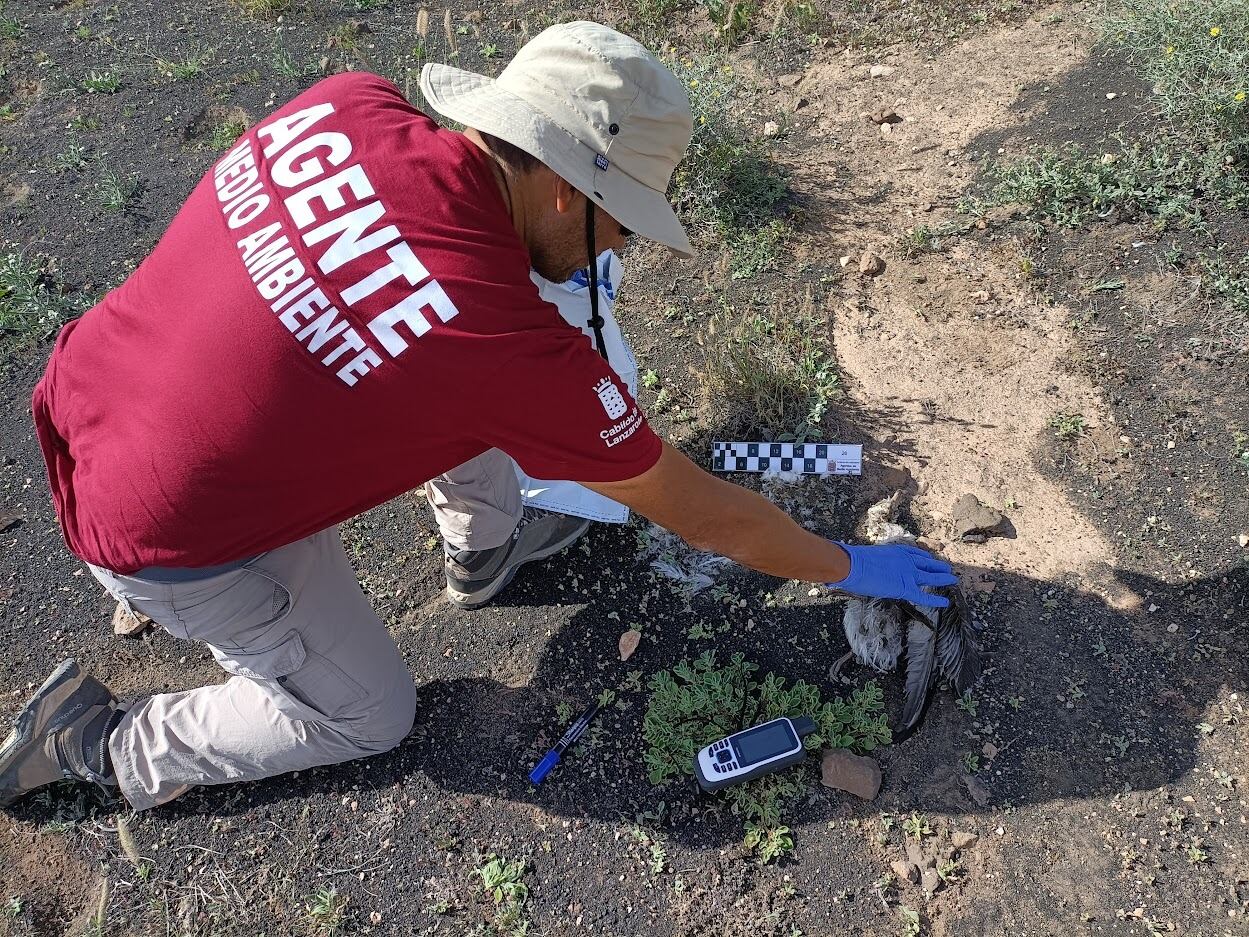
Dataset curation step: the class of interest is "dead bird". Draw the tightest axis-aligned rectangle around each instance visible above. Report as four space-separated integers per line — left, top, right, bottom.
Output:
831 494 983 738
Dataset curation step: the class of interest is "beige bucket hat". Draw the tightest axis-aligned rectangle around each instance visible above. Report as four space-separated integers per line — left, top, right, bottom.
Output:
420 21 694 258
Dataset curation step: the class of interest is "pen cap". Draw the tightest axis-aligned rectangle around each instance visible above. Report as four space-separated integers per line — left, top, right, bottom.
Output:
529 750 561 785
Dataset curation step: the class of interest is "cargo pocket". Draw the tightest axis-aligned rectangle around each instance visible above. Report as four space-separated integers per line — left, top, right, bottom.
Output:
210 628 306 680
276 651 369 723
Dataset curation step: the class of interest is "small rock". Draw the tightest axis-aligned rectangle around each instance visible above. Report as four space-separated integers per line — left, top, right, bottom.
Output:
369 912 383 926
920 867 941 894
112 602 154 638
859 251 886 276
981 741 999 761
951 830 978 850
839 255 852 268
869 64 895 78
778 72 803 88
820 749 882 800
869 107 898 125
763 121 781 137
920 201 933 212
618 629 641 662
906 841 934 869
1238 533 1248 548
1106 92 1119 100
891 859 919 884
961 773 990 806
951 493 1009 542
0 508 24 533
880 122 893 136
1101 153 1119 165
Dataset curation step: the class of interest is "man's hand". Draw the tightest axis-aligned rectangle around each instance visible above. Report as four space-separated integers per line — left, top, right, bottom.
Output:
826 542 958 607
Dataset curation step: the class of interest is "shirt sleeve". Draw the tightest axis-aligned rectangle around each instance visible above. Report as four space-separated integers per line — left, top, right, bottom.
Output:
482 328 662 484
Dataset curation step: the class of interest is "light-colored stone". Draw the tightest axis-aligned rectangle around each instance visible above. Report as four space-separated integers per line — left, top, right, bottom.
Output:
839 255 852 268
905 841 934 869
951 493 1009 541
920 867 941 894
891 859 919 884
859 251 886 276
951 830 978 850
820 749 882 800
112 602 153 637
870 64 895 78
618 629 641 661
1238 533 1248 548
763 121 781 137
981 741 999 761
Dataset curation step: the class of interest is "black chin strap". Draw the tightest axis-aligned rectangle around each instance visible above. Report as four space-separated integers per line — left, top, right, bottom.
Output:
585 198 609 362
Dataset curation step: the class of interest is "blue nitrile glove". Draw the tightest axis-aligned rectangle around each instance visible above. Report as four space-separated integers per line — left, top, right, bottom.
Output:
829 542 958 607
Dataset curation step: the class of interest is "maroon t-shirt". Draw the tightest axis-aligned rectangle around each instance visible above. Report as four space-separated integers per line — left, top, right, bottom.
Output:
32 72 660 574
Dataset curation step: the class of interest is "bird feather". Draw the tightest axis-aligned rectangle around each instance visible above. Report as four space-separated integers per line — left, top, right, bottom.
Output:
899 616 936 734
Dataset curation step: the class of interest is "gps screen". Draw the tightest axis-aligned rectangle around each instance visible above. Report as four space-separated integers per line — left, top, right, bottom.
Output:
730 720 796 764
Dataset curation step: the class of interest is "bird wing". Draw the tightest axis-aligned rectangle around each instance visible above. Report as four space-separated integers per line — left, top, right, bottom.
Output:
899 616 937 736
933 584 983 695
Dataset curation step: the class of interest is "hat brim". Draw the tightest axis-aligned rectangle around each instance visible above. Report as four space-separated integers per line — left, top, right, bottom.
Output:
420 63 694 259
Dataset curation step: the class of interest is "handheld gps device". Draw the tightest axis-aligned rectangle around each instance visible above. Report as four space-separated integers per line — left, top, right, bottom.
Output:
694 716 818 792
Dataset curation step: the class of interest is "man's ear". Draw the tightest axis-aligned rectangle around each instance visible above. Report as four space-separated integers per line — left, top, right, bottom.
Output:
552 174 582 216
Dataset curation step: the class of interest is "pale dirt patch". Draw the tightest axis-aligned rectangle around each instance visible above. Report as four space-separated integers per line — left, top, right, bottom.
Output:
781 9 1123 588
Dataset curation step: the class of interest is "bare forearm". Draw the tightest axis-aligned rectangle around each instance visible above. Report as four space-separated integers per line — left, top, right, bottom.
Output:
681 478 850 583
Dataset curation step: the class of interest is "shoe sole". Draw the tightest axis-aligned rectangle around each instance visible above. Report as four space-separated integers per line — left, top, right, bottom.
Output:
447 520 591 610
0 659 83 809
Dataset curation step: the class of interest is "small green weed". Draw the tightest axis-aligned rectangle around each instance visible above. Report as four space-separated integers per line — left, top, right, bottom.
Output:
230 0 291 16
3 897 22 918
208 117 248 150
1049 411 1086 441
666 57 787 241
154 49 211 81
50 143 90 172
902 812 933 840
1102 1 1249 161
1184 838 1209 864
473 854 530 935
729 219 791 280
82 70 121 94
954 691 978 717
898 904 922 936
304 886 348 934
0 15 22 40
702 291 840 437
644 651 890 861
0 253 87 336
96 168 141 212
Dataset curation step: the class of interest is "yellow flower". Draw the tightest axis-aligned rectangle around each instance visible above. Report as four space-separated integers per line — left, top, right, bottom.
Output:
699 116 707 124
1210 26 1221 37
689 78 699 88
1237 91 1248 102
1165 45 1175 55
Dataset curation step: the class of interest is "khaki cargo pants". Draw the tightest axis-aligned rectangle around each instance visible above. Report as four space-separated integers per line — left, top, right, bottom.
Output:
91 450 520 811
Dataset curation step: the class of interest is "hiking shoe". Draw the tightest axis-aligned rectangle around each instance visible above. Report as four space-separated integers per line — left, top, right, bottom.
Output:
445 507 591 609
0 659 124 809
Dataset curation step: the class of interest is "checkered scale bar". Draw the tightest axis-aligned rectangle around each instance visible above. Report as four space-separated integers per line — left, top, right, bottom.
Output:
711 441 863 476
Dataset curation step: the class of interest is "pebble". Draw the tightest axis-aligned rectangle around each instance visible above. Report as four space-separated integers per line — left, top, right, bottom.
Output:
920 868 941 894
1106 92 1119 100
763 121 780 137
951 830 978 850
820 749 882 800
859 251 886 276
869 64 895 78
892 859 919 884
618 629 641 661
951 493 1009 541
1238 533 1248 548
906 841 934 869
